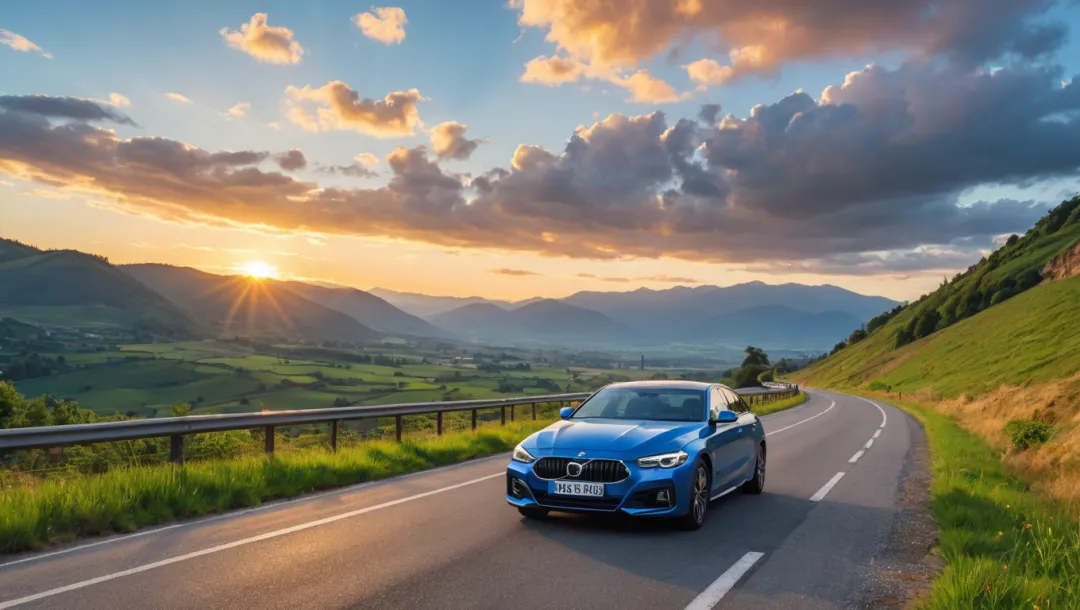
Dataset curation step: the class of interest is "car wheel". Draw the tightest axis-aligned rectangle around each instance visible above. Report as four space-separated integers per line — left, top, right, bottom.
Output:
678 461 710 531
518 506 549 519
742 444 766 494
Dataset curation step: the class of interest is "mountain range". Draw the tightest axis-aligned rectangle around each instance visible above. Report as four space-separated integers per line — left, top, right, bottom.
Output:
0 237 901 352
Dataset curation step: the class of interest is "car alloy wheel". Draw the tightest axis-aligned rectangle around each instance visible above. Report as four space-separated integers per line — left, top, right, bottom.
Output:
679 462 710 530
742 445 766 494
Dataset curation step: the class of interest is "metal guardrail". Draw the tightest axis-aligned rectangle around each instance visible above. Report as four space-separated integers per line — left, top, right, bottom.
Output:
0 384 800 464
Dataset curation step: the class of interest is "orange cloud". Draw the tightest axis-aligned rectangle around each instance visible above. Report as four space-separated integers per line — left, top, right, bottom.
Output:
353 7 408 45
614 69 686 104
355 153 379 167
0 29 51 58
430 121 484 160
285 81 423 137
165 92 192 104
221 13 305 65
521 55 586 85
684 59 734 86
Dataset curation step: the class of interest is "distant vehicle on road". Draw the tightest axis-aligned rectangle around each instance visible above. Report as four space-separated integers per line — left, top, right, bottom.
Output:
506 380 765 530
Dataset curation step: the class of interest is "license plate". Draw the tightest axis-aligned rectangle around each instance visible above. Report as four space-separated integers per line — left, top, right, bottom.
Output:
551 481 604 497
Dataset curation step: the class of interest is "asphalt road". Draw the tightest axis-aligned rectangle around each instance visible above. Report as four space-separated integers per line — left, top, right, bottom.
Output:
0 389 918 610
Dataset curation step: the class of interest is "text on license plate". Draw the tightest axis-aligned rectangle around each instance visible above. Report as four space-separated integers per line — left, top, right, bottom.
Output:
551 481 604 496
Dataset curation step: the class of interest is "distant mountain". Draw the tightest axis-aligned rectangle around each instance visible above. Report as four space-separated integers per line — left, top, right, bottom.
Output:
369 287 515 318
279 281 452 338
431 299 629 346
123 264 377 343
561 281 899 332
685 305 864 351
0 245 195 334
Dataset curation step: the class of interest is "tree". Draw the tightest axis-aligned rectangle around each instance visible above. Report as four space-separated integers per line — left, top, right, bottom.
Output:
742 346 770 368
913 310 941 339
757 369 775 383
830 341 847 355
847 328 868 344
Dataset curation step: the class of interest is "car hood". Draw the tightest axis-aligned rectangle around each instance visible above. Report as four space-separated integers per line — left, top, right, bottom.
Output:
530 419 701 454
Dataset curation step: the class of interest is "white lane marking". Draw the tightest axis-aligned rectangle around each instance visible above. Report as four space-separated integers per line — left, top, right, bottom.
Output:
809 472 846 502
865 439 874 449
683 551 765 610
856 396 888 428
848 450 865 464
0 453 510 570
765 398 836 437
0 473 503 609
873 429 881 439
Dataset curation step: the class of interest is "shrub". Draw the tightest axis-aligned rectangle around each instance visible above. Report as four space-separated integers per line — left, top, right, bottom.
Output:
757 369 775 383
867 380 888 391
1003 419 1053 450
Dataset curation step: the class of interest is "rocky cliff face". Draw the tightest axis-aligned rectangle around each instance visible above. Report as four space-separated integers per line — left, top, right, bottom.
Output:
1042 240 1080 282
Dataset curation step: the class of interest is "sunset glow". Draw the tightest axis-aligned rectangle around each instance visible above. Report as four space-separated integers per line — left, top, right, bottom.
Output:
238 261 279 280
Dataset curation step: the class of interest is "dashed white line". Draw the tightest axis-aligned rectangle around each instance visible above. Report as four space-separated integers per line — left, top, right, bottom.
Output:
857 396 888 428
809 472 846 502
865 439 874 449
765 399 836 437
873 429 881 439
683 551 765 610
848 450 865 463
0 473 504 609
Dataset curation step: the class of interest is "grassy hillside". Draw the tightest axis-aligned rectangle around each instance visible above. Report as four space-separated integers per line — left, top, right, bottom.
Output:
797 275 1080 397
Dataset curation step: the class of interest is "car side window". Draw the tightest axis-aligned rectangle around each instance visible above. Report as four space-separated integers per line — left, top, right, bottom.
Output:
708 386 727 420
721 388 745 413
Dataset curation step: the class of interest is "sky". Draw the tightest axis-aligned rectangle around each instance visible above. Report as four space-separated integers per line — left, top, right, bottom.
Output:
1 0 1078 302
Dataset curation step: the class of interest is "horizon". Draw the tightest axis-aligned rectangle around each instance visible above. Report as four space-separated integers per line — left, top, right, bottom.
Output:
3 1 1079 303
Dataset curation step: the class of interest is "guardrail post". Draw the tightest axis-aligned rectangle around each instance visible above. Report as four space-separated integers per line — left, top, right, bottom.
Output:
330 420 339 452
437 411 443 436
510 404 515 422
471 409 477 430
500 406 506 426
531 403 536 420
264 426 275 455
169 434 184 464
395 415 403 442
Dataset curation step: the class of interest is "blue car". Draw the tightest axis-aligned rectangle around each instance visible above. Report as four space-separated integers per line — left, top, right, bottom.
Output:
506 380 766 530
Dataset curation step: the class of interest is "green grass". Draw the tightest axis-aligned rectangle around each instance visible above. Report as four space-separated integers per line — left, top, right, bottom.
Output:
892 400 1080 609
0 420 552 554
753 391 808 416
798 276 1080 398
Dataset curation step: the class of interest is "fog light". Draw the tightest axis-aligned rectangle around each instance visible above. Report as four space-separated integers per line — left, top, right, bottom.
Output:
656 489 672 506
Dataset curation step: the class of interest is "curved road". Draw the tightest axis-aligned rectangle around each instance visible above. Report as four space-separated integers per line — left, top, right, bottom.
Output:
0 389 920 610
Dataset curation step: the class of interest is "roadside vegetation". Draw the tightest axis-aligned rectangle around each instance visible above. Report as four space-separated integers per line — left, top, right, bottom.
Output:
0 419 552 554
753 391 807 417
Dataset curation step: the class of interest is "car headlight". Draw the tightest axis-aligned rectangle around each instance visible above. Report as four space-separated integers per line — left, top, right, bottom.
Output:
637 450 689 469
512 444 536 464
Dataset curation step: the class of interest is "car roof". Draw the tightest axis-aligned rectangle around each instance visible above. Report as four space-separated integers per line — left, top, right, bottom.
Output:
603 380 717 391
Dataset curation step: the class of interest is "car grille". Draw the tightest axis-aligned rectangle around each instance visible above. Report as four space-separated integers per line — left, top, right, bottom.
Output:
532 490 623 511
532 457 629 483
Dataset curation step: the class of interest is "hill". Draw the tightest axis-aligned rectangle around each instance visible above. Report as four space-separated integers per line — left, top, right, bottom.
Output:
280 282 452 338
685 305 864 351
123 264 378 343
0 238 42 264
0 248 195 335
430 299 629 346
562 282 899 331
368 288 515 318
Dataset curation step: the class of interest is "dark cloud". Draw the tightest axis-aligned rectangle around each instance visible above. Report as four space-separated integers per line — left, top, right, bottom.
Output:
317 163 378 178
515 0 1067 84
490 268 542 276
0 95 136 126
2 68 1076 276
698 104 722 126
274 149 307 171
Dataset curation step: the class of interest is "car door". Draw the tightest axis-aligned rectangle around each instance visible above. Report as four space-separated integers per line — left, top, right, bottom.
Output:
705 386 744 494
723 389 759 482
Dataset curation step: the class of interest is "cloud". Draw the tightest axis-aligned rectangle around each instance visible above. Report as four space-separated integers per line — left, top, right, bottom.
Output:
0 29 51 58
108 93 131 108
3 65 1077 276
575 272 701 283
0 95 136 125
23 188 71 200
614 69 686 104
225 102 251 118
684 59 734 86
274 149 307 171
513 0 1067 84
430 122 484 160
316 154 380 177
521 55 587 85
490 268 542 277
285 81 423 137
355 153 379 167
220 13 305 64
575 273 630 283
353 7 408 45
165 92 192 104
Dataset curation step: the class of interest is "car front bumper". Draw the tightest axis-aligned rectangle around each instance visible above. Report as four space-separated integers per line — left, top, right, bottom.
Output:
505 456 696 517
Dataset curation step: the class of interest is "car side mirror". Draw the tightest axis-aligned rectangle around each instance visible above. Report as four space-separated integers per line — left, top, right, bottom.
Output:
560 407 575 420
711 410 738 425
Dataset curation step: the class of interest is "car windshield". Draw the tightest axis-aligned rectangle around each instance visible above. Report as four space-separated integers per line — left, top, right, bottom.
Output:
571 387 706 422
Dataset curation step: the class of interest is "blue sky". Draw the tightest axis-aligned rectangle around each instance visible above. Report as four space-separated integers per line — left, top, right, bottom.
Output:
2 0 1078 301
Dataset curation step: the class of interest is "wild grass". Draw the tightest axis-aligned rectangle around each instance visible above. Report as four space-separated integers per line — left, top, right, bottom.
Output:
753 391 808 416
889 400 1080 609
0 420 551 554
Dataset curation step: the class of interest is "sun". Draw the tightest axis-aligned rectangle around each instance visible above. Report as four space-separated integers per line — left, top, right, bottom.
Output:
238 261 279 279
